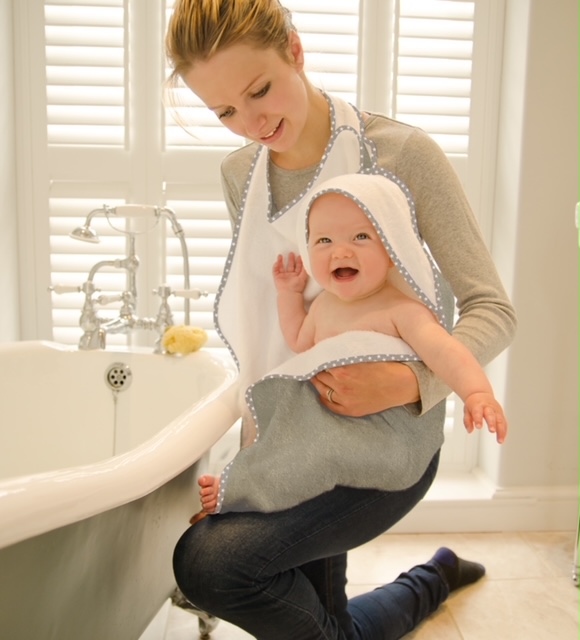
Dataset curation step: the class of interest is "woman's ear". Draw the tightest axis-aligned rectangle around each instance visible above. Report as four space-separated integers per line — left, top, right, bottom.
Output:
288 31 304 70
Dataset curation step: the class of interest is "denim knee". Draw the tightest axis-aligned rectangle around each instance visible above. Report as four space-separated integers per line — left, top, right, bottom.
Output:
173 524 222 609
173 517 260 614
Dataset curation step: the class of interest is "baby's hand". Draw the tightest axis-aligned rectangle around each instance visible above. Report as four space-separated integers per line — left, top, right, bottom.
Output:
273 253 309 293
463 392 508 444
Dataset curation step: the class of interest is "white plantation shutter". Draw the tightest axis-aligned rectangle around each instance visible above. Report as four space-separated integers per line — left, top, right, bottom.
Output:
43 1 126 345
16 0 503 472
45 1 126 146
393 0 475 156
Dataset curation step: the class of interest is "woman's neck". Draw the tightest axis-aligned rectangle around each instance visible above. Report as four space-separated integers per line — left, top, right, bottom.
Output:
270 87 330 171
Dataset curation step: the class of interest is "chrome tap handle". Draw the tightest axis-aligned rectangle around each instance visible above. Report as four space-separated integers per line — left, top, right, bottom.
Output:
95 293 124 306
172 289 209 300
48 284 81 295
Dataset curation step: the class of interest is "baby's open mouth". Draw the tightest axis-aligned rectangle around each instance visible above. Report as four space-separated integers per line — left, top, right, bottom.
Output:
333 267 358 279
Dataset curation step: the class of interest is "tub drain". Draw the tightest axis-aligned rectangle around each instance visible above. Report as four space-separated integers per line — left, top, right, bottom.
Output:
105 362 133 392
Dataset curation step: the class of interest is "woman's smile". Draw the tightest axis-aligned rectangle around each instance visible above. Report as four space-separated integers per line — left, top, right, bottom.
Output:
260 119 283 143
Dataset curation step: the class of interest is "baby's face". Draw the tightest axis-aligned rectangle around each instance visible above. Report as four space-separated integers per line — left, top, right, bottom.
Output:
307 192 392 301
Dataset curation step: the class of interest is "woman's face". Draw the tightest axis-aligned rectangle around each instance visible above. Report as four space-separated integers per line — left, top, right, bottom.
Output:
182 34 309 153
307 193 393 302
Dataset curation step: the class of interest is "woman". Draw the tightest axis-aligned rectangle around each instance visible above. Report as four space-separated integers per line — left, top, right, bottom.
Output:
165 1 517 638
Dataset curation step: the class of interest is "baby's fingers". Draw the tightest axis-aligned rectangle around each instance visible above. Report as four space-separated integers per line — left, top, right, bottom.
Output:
272 254 285 274
489 410 508 444
482 406 509 444
463 406 484 433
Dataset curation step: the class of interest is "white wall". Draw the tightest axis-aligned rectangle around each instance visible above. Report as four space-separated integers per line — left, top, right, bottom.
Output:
480 0 579 495
0 0 20 341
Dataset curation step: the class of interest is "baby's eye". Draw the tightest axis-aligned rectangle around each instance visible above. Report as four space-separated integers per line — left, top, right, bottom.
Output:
316 237 332 244
355 232 370 240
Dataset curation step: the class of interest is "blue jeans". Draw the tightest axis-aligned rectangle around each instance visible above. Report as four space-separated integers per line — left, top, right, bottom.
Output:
173 452 446 640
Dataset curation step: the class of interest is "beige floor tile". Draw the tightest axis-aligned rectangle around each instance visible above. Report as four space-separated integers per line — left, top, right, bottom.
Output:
447 576 579 640
520 530 578 578
403 606 463 640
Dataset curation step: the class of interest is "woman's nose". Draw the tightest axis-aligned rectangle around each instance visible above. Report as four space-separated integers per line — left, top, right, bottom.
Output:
240 106 267 138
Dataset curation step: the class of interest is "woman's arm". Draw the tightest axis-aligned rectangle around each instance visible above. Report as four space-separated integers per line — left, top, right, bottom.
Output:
355 119 516 415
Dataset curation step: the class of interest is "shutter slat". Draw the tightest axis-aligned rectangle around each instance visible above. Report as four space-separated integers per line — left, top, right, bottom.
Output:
48 86 124 106
45 26 124 46
397 95 470 116
48 106 124 125
398 37 472 59
48 125 124 145
45 6 123 27
399 0 474 21
398 58 472 79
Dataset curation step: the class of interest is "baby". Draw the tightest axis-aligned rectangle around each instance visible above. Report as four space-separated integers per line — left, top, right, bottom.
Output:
195 177 507 517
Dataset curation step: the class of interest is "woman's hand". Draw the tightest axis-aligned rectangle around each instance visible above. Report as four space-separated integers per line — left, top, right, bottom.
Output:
311 361 420 416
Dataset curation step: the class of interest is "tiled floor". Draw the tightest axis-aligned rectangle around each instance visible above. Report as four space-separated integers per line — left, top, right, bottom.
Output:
146 529 578 640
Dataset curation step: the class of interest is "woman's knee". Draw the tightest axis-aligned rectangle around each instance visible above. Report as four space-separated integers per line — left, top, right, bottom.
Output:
173 525 219 603
172 519 255 610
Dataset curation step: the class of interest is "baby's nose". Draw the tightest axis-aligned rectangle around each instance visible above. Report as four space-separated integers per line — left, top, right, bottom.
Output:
332 243 353 258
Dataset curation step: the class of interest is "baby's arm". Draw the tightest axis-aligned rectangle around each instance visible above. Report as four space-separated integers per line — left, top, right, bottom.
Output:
273 253 313 351
394 300 508 443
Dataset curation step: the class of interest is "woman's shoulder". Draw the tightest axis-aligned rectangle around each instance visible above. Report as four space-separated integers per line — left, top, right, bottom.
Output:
363 112 453 191
221 142 259 182
365 113 443 161
220 142 260 220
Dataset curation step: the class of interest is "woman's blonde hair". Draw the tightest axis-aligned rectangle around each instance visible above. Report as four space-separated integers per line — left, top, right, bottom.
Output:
165 0 295 89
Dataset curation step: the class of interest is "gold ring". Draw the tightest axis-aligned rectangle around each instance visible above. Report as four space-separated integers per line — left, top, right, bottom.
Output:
327 388 335 403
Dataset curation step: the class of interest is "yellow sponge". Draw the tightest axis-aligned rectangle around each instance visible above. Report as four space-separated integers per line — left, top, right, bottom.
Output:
162 325 208 355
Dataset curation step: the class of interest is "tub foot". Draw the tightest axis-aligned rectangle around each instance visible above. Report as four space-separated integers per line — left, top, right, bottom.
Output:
171 587 220 639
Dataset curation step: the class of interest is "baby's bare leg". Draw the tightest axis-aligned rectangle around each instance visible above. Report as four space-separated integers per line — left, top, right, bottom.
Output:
198 475 220 513
188 475 220 525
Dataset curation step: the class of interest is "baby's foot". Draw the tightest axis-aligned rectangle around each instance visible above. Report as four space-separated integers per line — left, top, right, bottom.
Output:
198 474 220 514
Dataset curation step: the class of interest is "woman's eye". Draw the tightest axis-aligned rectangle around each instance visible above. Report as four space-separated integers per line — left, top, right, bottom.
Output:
218 107 235 120
252 82 271 99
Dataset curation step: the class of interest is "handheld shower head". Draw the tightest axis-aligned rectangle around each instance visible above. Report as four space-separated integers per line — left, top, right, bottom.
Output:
69 225 100 243
69 206 111 243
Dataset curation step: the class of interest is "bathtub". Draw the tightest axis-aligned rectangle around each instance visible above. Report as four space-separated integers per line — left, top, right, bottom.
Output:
0 340 239 640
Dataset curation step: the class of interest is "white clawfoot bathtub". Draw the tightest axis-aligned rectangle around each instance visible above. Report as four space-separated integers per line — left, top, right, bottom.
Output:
0 340 239 640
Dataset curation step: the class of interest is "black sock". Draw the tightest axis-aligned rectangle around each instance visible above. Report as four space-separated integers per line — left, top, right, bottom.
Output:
430 546 486 592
